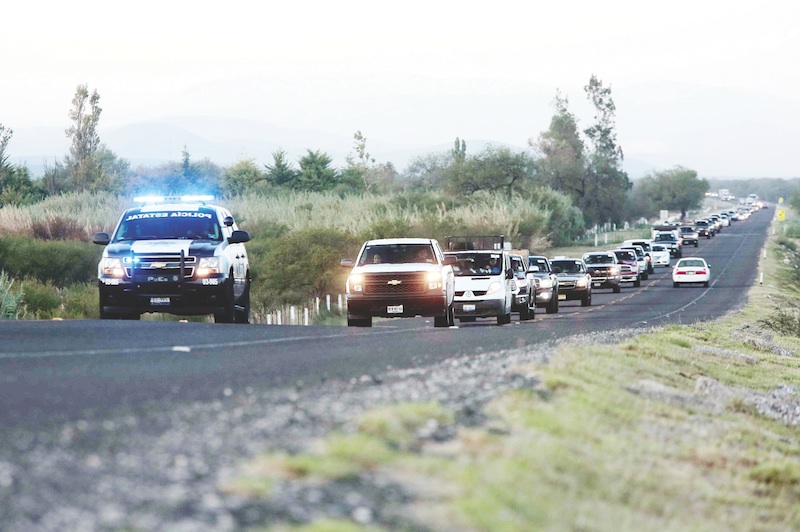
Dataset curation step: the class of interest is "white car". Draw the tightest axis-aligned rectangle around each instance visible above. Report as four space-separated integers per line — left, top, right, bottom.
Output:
649 244 671 267
672 257 711 287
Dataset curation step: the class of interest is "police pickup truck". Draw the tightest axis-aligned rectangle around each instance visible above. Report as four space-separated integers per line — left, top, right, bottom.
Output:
92 196 251 322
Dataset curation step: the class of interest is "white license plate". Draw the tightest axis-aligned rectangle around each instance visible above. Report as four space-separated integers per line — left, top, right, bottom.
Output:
150 297 170 305
463 304 476 312
387 305 404 314
593 283 600 287
558 294 567 300
687 271 695 275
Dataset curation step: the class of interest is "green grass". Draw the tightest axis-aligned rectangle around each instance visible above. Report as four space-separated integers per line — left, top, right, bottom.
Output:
223 213 800 530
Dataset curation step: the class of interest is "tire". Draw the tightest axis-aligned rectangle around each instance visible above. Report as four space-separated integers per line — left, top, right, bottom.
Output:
434 305 454 327
546 293 559 314
634 276 641 288
648 263 654 274
214 277 236 323
641 271 649 280
496 308 511 325
703 281 709 288
581 291 592 307
694 242 698 247
519 296 533 321
613 283 621 294
234 280 251 324
347 315 372 327
673 281 679 287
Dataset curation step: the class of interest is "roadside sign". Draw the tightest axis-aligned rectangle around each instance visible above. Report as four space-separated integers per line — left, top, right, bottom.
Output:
778 209 786 221
779 197 784 204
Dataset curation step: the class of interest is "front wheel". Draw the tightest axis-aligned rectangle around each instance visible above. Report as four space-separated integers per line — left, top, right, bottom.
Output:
613 284 621 294
214 278 236 323
581 291 592 307
434 305 454 327
234 280 251 324
546 293 559 314
634 276 641 288
347 315 373 327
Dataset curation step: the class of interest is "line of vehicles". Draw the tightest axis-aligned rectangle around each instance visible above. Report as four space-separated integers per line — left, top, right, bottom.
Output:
89 195 763 325
340 203 766 327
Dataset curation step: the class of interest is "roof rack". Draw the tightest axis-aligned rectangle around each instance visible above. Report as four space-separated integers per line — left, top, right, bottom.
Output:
445 235 506 251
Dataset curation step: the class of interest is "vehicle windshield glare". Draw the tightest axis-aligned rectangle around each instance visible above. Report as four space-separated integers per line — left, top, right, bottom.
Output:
114 212 222 242
360 244 435 265
551 260 583 274
447 252 503 276
584 254 613 265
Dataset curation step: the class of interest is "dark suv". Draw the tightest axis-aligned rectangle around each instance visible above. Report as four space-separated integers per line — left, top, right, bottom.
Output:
93 196 251 322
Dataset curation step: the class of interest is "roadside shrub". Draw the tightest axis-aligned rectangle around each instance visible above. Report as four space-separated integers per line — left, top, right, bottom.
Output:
19 278 62 319
31 216 88 241
256 226 360 308
61 283 100 319
0 270 24 319
0 236 101 286
758 307 800 337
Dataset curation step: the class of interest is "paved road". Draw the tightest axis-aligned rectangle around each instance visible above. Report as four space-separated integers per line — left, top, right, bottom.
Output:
0 208 771 430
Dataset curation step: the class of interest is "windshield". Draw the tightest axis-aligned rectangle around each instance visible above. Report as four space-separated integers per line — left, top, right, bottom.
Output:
448 252 504 276
359 243 435 265
551 260 583 274
613 251 635 262
114 210 222 241
677 259 706 268
583 254 613 265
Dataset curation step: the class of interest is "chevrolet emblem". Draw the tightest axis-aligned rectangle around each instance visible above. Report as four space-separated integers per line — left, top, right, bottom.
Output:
152 262 167 269
387 279 402 285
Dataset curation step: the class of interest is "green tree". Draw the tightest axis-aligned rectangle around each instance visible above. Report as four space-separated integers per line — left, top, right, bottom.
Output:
444 146 536 198
64 84 103 190
581 75 631 226
264 148 299 188
223 158 267 196
297 149 339 192
0 124 45 206
632 166 709 217
259 226 359 305
530 92 585 195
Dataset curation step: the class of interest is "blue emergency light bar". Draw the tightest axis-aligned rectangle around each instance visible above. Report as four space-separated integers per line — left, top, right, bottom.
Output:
133 195 215 204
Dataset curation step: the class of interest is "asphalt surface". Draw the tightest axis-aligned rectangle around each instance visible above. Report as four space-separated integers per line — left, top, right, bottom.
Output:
0 208 771 431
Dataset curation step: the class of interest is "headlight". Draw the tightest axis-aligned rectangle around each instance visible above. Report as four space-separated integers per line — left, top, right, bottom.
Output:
348 274 364 293
486 281 502 295
196 257 221 277
576 277 588 288
426 270 443 290
609 267 620 275
539 278 553 288
101 258 124 277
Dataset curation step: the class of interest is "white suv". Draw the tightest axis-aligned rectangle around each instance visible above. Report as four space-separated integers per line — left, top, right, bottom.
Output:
93 195 251 322
341 238 456 327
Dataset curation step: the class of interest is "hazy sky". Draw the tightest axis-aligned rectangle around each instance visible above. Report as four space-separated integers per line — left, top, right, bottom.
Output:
3 1 800 177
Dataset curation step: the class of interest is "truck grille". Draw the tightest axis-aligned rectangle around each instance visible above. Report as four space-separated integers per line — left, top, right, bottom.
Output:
559 280 577 289
363 272 426 295
126 254 196 279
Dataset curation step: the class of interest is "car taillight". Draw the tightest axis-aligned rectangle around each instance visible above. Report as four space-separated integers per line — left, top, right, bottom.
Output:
696 269 707 275
676 270 687 275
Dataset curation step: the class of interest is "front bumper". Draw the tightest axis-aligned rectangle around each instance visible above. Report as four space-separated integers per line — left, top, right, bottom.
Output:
453 297 505 318
98 274 232 316
346 293 448 318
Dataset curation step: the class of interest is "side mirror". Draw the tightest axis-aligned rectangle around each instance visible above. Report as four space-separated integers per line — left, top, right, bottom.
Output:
341 258 354 268
443 256 457 266
92 232 110 245
228 230 250 244
506 268 514 280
